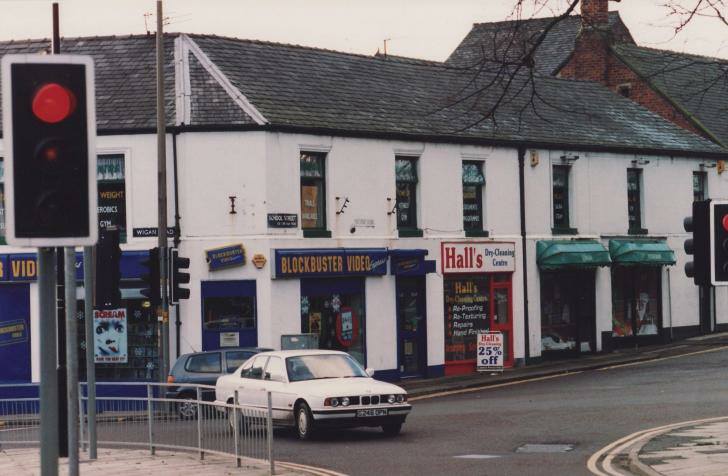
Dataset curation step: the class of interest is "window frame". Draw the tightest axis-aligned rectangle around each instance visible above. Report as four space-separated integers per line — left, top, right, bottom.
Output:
300 151 329 236
551 164 576 234
627 168 647 234
395 156 422 236
462 160 487 237
97 153 128 243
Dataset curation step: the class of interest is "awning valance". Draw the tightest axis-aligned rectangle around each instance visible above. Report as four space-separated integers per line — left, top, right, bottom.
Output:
609 239 676 266
536 240 611 270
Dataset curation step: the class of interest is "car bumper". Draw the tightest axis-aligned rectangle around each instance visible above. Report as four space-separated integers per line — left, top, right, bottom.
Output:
311 405 411 428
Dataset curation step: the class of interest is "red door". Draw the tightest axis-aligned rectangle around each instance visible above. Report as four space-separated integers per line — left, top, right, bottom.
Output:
490 280 514 368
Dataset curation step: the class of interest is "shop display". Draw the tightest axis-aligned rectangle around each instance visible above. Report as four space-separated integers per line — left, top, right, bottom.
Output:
443 276 489 362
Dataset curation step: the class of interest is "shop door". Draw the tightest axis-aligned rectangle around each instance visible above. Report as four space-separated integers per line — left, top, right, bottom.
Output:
574 272 597 353
490 281 513 367
396 277 427 378
0 284 31 382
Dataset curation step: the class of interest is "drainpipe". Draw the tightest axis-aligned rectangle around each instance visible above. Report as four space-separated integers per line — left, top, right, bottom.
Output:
518 147 531 363
172 129 182 358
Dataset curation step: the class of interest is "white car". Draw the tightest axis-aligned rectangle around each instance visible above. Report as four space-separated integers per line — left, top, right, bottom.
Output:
215 349 412 440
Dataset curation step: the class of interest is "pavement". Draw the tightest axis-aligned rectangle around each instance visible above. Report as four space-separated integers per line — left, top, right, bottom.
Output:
2 334 728 476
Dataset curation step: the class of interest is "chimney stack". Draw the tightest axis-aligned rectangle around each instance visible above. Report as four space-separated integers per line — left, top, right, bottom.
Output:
581 0 619 28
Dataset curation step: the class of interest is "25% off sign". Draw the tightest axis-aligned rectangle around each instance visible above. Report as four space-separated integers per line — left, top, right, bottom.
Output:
477 332 504 372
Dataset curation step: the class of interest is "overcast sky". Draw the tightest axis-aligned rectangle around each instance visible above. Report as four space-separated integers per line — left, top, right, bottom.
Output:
0 0 725 61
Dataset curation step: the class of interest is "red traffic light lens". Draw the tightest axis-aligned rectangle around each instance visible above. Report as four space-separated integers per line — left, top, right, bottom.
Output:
32 83 76 123
722 214 728 232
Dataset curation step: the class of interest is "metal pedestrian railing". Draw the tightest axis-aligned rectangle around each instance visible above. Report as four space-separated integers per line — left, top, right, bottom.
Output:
0 382 275 474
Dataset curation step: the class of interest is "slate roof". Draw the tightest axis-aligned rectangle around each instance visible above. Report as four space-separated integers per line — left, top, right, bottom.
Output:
446 12 634 75
612 43 728 146
0 33 724 157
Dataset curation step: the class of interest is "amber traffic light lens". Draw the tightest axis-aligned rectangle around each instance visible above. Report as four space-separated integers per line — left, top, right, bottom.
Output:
32 83 76 123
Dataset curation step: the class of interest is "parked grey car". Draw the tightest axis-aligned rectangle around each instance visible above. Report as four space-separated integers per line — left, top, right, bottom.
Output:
167 347 272 418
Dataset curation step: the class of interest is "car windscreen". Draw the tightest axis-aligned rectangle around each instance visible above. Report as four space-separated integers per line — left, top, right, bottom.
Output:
286 354 367 382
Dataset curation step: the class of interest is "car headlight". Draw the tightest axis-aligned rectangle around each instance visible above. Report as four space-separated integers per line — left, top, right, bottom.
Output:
396 394 405 403
341 397 350 406
331 397 340 407
387 394 396 404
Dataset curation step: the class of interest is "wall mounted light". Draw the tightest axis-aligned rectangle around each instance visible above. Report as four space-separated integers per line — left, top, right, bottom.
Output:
631 158 650 166
228 196 237 214
387 197 397 216
699 162 717 169
335 196 350 215
560 154 579 165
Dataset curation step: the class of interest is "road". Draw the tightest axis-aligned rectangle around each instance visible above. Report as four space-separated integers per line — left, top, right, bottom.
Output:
3 344 728 475
272 344 728 475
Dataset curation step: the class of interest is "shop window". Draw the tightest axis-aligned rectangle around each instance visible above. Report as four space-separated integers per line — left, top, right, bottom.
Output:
76 297 159 381
203 296 256 330
0 158 5 245
693 171 707 202
627 168 646 234
552 165 573 233
186 353 222 373
300 152 328 237
611 267 661 337
395 157 422 236
540 271 596 353
462 161 487 236
97 154 127 243
443 276 489 363
300 278 366 366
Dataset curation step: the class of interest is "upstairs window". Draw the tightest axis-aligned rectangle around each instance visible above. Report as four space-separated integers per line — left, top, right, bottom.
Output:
693 171 707 202
462 161 485 234
627 168 644 233
552 165 571 230
300 152 327 232
395 157 419 231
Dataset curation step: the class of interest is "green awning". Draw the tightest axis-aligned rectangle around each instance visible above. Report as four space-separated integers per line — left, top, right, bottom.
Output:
609 239 676 266
536 240 612 270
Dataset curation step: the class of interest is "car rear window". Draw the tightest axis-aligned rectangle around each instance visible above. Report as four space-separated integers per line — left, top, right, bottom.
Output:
225 351 255 373
185 353 222 373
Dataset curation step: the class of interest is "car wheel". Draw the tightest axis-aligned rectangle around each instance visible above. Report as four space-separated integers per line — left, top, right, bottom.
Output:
177 398 198 420
295 402 315 440
382 423 402 436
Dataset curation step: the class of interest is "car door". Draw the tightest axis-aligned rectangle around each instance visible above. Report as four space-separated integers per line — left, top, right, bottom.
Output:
260 356 292 423
239 355 269 409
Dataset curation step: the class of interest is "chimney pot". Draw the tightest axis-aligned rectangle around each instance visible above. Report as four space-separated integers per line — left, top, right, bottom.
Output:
581 0 615 28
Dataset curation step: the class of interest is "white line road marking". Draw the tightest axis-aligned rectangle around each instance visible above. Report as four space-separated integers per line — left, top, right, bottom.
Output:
597 345 728 371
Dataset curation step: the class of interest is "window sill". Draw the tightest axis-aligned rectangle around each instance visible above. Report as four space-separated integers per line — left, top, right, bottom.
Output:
302 229 332 238
398 228 424 238
465 229 490 238
628 228 649 235
552 227 578 235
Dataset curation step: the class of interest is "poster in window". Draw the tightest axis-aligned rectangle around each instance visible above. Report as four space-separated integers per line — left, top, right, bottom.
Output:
443 277 489 362
301 185 320 228
309 312 321 334
94 308 128 363
336 307 359 347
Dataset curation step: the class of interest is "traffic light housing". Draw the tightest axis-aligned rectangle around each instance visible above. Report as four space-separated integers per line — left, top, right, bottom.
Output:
140 247 161 307
684 200 710 286
710 200 728 285
1 55 97 246
170 249 190 303
95 227 122 308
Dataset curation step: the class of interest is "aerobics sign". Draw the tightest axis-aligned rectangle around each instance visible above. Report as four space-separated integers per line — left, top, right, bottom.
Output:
441 242 516 274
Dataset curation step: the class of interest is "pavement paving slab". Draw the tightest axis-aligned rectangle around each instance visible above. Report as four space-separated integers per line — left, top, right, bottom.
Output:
0 447 305 476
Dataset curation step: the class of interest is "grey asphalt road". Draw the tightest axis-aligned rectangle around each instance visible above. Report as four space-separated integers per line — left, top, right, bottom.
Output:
271 344 728 476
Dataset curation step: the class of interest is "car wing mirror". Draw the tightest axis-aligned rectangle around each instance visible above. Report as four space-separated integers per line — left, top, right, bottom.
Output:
264 372 271 380
365 367 375 377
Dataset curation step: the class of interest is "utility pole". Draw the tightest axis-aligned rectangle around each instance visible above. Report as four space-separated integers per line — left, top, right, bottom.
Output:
51 3 69 461
156 0 170 382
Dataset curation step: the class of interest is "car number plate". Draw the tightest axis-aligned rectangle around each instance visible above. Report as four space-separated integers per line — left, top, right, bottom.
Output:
356 408 388 417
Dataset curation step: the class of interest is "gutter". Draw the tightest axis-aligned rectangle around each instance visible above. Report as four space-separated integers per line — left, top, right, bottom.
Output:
518 147 530 363
49 122 727 160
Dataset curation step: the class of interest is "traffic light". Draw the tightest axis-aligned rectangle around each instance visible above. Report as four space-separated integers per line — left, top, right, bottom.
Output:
95 227 122 308
1 55 97 246
710 200 728 285
140 247 161 307
684 200 710 286
169 249 190 303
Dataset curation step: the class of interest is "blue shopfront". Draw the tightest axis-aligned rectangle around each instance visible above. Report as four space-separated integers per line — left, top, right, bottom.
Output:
274 248 435 380
0 251 156 384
